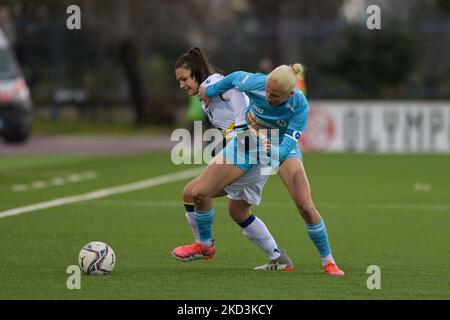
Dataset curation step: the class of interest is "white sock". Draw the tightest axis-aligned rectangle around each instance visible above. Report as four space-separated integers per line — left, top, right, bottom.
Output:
242 215 281 260
321 254 335 266
185 211 199 242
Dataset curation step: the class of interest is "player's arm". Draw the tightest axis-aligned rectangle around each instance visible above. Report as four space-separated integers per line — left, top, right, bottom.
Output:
204 71 256 97
272 128 302 161
271 100 309 161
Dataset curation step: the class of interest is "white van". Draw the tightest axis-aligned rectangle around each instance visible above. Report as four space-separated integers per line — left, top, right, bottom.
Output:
0 27 32 143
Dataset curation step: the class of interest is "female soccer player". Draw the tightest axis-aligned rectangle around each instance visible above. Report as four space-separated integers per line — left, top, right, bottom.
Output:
186 64 345 276
172 48 293 271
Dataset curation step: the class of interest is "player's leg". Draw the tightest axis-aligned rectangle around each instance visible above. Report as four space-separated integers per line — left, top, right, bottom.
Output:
191 153 245 243
228 199 293 271
191 154 245 211
225 165 293 271
182 177 227 242
228 199 281 259
172 153 245 261
182 178 200 242
277 155 344 276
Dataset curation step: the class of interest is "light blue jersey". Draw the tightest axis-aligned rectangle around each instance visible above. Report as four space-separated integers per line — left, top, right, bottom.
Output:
205 71 309 162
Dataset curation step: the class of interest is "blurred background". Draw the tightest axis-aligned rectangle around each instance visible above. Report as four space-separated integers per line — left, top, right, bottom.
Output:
0 0 449 151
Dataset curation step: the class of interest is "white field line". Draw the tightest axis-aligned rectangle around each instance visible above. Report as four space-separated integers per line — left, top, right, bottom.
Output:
11 171 99 192
0 168 203 219
73 199 450 212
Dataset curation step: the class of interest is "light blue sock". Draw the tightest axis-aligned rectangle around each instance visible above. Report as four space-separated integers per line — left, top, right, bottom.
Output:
193 208 215 247
306 218 331 258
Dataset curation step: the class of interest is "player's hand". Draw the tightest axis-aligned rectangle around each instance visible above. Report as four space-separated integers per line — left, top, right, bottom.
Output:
261 139 270 154
198 85 209 106
249 126 271 154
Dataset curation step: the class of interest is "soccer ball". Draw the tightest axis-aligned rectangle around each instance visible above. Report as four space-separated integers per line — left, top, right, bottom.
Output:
78 241 116 275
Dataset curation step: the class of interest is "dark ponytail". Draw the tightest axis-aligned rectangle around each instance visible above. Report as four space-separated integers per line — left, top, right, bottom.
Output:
175 47 222 84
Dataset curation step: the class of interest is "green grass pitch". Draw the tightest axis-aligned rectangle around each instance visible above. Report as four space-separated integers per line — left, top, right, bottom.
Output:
0 152 449 299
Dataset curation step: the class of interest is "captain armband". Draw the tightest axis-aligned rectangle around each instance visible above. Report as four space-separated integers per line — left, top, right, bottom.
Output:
284 128 302 142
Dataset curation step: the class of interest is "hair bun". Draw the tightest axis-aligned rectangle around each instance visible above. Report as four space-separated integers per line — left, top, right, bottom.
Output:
189 47 201 56
290 63 304 79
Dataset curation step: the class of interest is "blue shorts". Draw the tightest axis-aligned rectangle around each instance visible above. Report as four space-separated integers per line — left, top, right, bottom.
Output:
220 135 302 174
283 144 303 161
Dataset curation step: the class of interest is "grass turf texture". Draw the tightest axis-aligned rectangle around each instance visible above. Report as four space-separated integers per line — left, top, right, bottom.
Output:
0 152 449 299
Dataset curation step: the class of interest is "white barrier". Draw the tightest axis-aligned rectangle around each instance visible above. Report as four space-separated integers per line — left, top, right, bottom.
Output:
300 101 450 153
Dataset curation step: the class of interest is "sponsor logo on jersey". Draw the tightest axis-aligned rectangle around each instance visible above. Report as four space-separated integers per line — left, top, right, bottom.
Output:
277 120 287 128
254 105 264 114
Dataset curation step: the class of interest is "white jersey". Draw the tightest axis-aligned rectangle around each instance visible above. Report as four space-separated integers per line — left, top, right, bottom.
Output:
201 74 248 136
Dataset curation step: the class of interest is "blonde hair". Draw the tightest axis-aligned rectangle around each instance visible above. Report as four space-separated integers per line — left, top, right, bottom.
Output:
267 63 305 94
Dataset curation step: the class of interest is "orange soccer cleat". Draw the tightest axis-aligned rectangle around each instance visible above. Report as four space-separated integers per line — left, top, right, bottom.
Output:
323 262 345 276
171 241 215 262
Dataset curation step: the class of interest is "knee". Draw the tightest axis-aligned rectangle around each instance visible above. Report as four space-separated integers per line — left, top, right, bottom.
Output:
229 210 249 223
228 201 252 223
191 186 211 203
182 186 193 203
